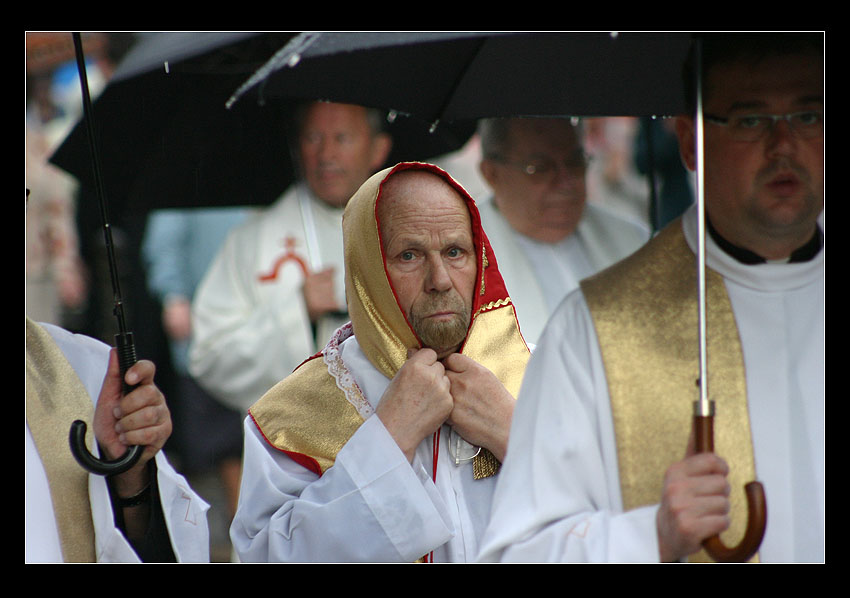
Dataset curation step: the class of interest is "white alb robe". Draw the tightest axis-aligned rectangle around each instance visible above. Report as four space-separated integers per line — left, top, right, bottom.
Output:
231 332 499 563
477 205 824 563
477 199 648 345
25 323 210 563
190 184 348 413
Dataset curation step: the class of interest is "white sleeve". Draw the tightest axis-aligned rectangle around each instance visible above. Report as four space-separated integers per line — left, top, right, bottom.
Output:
189 226 314 413
231 415 454 563
37 323 211 563
477 291 661 563
89 452 210 563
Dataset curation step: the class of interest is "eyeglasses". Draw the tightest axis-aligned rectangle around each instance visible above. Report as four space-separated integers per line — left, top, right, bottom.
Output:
490 152 590 183
704 110 823 142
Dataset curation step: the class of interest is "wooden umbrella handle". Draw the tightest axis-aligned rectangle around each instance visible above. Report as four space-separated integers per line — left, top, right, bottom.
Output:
694 414 767 562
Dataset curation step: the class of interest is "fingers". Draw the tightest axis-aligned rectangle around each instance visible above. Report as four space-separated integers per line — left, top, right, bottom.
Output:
407 346 437 363
657 453 732 561
378 347 453 461
98 349 123 403
113 360 171 450
442 352 472 372
124 358 156 388
676 451 730 478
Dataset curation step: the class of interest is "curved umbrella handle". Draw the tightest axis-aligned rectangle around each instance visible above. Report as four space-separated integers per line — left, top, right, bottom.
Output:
69 421 143 475
694 413 767 562
68 332 143 476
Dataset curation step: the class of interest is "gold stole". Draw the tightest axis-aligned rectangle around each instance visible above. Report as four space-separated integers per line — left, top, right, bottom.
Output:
250 356 365 477
581 221 758 563
25 317 97 562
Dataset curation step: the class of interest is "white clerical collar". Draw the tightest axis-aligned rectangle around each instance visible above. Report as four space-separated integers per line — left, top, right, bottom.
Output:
680 205 824 293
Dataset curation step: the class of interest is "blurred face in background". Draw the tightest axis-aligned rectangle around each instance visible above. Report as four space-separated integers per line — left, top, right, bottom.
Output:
299 102 392 208
480 118 587 243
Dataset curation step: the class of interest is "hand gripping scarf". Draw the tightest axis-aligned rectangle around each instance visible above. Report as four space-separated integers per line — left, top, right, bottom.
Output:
250 162 530 479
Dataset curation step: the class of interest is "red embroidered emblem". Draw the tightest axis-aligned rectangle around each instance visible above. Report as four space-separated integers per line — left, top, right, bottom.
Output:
258 237 309 282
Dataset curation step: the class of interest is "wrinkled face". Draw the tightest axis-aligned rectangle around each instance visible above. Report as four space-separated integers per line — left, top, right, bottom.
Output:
378 171 477 358
677 52 823 254
482 119 587 242
298 103 390 208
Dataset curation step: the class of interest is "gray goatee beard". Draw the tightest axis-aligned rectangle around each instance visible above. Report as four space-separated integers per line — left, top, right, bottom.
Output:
408 292 470 354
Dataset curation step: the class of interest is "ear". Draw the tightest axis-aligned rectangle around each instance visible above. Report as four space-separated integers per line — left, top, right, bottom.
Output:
370 133 393 169
479 159 499 189
674 116 697 172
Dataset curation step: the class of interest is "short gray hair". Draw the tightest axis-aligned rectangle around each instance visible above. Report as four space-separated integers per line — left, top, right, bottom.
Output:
477 117 582 160
477 118 513 160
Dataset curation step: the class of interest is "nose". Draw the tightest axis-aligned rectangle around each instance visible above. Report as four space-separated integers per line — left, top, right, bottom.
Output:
424 254 453 293
765 117 798 158
550 158 587 190
310 135 342 163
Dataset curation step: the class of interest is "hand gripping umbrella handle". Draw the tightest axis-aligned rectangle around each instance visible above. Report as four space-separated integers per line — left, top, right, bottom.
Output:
694 412 767 562
69 332 143 476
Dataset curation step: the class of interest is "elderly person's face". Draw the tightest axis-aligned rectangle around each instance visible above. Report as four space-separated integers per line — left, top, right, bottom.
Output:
378 171 477 359
676 52 823 257
299 102 391 208
481 119 587 243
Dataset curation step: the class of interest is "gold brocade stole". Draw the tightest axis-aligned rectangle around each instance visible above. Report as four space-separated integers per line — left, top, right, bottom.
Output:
250 302 528 480
580 221 758 563
250 356 364 477
25 317 97 562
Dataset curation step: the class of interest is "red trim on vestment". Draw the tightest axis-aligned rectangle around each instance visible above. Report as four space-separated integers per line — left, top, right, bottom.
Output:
249 410 324 477
293 350 324 373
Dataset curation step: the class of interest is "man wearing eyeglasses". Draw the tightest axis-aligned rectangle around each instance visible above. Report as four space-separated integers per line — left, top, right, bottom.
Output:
478 33 823 563
476 117 649 345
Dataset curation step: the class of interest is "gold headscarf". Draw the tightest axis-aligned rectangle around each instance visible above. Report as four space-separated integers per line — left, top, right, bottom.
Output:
251 162 530 478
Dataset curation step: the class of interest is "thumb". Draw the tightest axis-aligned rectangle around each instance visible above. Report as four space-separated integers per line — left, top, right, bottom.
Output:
98 349 123 405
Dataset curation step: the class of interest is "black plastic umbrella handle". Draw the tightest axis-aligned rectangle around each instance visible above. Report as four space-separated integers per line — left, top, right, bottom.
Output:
69 423 142 475
69 331 143 475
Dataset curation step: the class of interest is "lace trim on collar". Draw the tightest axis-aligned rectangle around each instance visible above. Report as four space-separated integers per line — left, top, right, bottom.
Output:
322 323 373 420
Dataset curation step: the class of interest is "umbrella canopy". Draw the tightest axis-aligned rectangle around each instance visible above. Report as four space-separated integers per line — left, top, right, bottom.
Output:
48 31 473 222
48 32 294 219
229 31 693 123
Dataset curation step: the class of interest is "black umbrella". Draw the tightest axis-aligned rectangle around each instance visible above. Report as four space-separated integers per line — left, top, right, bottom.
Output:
49 31 473 223
50 32 296 221
229 31 692 123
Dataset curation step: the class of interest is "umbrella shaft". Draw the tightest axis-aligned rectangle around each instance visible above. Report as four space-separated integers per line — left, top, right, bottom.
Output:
694 38 710 415
72 33 129 336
